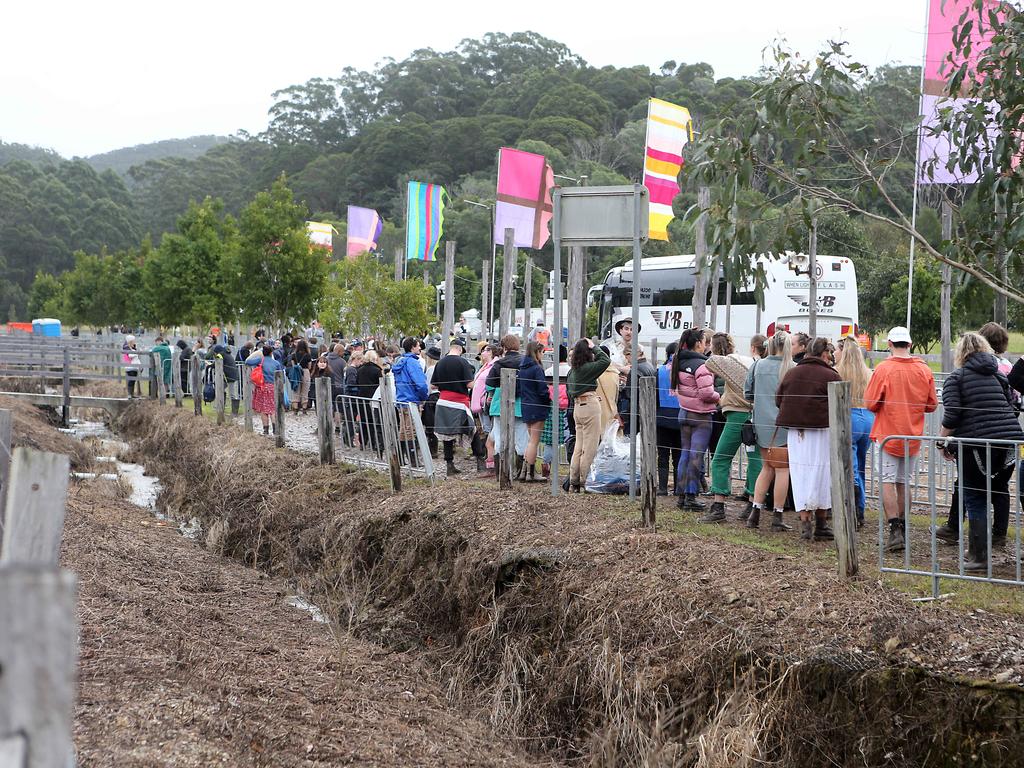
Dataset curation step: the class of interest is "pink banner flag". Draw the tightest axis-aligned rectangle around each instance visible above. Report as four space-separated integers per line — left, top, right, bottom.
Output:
918 0 1002 184
494 148 553 249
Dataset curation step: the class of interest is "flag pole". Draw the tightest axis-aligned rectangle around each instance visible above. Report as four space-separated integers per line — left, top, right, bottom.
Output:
907 0 932 330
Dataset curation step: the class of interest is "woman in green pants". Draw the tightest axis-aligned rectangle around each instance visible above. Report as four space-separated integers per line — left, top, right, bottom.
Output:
699 333 763 524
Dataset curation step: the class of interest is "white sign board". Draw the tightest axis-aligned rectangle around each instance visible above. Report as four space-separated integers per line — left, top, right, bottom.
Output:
557 185 649 246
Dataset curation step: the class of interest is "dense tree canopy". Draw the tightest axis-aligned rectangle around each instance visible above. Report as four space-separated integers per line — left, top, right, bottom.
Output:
9 24 1024 336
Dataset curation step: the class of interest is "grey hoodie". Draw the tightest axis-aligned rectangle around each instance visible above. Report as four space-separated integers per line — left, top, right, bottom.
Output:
326 352 346 390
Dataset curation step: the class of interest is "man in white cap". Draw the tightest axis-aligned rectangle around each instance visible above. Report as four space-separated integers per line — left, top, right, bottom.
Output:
863 326 938 552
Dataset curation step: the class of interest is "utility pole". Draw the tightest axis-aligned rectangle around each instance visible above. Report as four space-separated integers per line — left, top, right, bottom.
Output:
940 201 953 373
692 186 710 331
522 256 533 348
500 228 516 337
808 205 818 338
442 241 455 342
481 261 490 340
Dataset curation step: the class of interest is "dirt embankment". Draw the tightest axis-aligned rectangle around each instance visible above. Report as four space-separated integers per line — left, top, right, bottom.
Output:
118 403 1024 768
59 459 553 766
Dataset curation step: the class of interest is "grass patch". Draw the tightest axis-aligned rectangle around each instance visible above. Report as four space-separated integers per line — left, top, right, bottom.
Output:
884 572 1024 616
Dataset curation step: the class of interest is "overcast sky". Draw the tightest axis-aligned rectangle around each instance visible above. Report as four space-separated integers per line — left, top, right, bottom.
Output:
1 0 927 158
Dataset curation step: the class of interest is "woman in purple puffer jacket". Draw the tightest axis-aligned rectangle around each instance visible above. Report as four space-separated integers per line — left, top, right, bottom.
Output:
672 328 720 511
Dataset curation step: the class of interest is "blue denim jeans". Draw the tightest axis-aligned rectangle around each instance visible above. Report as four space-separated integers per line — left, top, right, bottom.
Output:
850 408 874 519
960 446 1014 529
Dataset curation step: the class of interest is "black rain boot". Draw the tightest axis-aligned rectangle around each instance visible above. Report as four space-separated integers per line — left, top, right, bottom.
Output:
231 399 240 415
262 424 270 436
800 519 814 541
770 509 792 532
446 460 461 476
746 505 761 529
475 455 487 473
527 464 537 482
698 501 726 524
965 527 988 573
738 501 753 522
683 494 706 511
814 514 835 541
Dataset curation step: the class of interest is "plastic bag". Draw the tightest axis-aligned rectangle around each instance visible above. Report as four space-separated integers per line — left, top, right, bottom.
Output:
585 422 639 494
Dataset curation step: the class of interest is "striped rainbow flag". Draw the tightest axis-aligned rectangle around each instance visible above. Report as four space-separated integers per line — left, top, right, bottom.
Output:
642 98 693 241
406 181 446 261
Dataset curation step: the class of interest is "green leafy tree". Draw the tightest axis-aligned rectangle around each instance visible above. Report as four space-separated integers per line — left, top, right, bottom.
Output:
320 253 433 337
227 176 328 328
143 199 237 327
27 271 65 318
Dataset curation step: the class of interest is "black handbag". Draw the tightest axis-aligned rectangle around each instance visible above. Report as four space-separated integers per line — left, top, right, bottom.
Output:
740 420 757 446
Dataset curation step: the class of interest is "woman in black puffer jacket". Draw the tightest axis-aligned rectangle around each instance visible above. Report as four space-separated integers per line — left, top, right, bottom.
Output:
940 332 1024 572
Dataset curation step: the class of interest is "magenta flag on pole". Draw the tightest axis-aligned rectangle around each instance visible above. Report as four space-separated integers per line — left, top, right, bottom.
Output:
346 205 383 259
917 0 1002 184
494 147 553 249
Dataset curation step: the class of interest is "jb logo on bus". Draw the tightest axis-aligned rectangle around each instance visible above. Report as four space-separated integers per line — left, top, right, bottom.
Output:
787 295 836 309
651 310 683 329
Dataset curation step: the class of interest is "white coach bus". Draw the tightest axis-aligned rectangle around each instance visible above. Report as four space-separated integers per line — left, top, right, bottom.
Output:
594 253 859 353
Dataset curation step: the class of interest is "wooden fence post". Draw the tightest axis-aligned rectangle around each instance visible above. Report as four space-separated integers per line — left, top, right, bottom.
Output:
315 376 334 465
242 370 254 432
498 366 516 490
442 241 456 342
155 357 166 405
0 409 11 542
61 348 71 428
190 355 202 417
500 228 516 336
214 358 225 426
639 376 657 527
0 567 78 768
0 447 71 566
828 381 858 578
274 370 286 448
379 372 403 492
171 349 182 408
148 352 158 399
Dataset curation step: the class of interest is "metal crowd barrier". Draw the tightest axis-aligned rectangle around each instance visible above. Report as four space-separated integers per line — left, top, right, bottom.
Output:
331 393 436 482
877 434 1023 596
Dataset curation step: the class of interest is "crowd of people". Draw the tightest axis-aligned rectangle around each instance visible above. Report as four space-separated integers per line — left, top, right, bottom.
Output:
140 315 1024 573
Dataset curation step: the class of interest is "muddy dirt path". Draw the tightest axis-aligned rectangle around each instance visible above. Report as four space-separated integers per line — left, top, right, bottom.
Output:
63 479 558 767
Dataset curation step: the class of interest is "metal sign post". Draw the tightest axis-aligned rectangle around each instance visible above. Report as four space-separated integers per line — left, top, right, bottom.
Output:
549 185 649 497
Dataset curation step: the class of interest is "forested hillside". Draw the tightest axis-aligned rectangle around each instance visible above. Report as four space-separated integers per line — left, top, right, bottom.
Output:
86 135 232 177
6 31 1014 338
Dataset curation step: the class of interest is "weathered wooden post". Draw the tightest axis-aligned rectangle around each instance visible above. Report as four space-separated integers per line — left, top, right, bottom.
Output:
0 566 78 768
242 370 254 432
155 354 166 405
394 247 403 282
190 355 202 417
379 372 403 492
500 227 516 337
828 380 858 578
498 367 516 490
0 409 11 540
61 348 70 428
148 352 158 399
639 376 657 527
315 376 335 465
0 448 71 566
522 255 533 348
214 358 225 425
273 370 286 448
171 348 182 408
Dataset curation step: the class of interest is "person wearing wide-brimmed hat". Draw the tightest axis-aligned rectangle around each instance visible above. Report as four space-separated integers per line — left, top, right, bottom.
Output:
605 317 641 372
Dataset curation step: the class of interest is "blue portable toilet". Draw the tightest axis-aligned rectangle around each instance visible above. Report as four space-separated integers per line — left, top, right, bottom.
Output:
31 318 62 337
